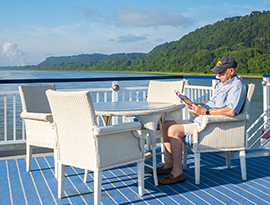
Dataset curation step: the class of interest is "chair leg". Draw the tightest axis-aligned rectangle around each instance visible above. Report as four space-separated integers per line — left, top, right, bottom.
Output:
58 164 66 199
160 135 166 163
152 147 158 186
183 144 187 170
94 171 102 205
137 161 144 196
54 149 58 179
225 151 231 169
239 150 247 181
146 134 150 151
84 169 89 183
194 153 200 185
26 144 33 172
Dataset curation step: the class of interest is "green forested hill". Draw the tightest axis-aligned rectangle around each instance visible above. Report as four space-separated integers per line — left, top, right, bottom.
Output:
2 10 270 75
39 53 147 65
143 10 270 74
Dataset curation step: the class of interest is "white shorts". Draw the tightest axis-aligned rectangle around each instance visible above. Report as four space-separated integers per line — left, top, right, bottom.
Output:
175 119 200 135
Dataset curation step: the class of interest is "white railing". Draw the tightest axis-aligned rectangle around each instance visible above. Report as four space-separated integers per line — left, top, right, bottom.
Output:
0 82 149 146
262 76 270 130
0 78 217 148
247 75 270 149
246 106 270 149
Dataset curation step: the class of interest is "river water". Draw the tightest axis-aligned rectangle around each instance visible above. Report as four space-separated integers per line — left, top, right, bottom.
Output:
0 70 264 150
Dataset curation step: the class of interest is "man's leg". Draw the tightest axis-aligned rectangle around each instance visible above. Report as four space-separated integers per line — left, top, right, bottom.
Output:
163 120 192 171
158 123 186 184
167 124 186 177
161 120 177 169
151 119 192 177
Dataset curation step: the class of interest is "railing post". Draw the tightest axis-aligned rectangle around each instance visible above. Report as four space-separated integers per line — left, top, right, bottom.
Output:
263 77 270 130
4 95 7 142
13 94 16 141
212 79 219 89
112 81 119 125
211 79 219 100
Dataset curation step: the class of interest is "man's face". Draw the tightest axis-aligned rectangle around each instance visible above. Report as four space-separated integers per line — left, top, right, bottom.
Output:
217 68 234 82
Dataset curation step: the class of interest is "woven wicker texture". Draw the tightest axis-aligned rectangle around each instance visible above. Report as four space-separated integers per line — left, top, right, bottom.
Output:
18 84 56 149
143 80 185 146
148 80 184 122
19 84 55 113
190 83 255 153
46 89 145 202
147 80 184 104
18 84 57 173
183 83 255 184
46 89 145 171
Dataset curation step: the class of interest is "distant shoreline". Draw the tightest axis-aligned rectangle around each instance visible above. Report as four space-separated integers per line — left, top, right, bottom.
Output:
0 69 264 78
80 70 264 78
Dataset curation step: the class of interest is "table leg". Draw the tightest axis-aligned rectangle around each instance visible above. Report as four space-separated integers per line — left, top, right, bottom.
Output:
136 114 162 186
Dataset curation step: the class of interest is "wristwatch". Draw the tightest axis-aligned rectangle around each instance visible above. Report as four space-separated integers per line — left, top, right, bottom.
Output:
206 108 210 115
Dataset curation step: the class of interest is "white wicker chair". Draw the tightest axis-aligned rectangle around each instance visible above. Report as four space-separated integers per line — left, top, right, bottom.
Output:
147 80 185 120
183 83 255 184
46 89 145 205
18 84 57 173
144 80 185 161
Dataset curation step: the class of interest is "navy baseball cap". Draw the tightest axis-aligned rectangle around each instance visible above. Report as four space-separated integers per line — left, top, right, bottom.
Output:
211 56 237 73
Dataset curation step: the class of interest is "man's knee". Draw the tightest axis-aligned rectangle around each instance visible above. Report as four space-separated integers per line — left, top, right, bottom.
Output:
162 120 176 130
167 124 185 138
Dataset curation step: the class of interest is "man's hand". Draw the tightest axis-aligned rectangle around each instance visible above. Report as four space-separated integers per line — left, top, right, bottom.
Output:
186 103 194 110
192 104 206 115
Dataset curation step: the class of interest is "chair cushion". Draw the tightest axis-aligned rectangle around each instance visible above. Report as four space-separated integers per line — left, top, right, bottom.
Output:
185 134 193 146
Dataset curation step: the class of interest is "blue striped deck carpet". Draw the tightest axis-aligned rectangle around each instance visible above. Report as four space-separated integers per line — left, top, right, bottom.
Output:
1 148 270 205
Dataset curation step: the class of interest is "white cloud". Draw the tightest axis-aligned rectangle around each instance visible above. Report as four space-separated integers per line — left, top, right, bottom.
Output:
114 5 194 27
1 42 27 66
118 34 146 43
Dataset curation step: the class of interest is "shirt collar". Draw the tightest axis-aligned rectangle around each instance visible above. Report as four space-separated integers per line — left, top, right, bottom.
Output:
222 75 238 85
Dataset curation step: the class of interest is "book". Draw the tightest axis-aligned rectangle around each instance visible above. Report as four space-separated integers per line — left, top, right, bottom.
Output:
174 90 195 110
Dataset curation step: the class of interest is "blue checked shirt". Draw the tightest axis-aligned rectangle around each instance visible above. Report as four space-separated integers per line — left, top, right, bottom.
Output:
194 76 247 124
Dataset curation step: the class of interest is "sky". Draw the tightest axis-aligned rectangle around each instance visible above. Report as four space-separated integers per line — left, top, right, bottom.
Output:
0 0 270 67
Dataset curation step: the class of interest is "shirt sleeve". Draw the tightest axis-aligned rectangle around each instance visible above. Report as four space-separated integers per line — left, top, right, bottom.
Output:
226 82 247 114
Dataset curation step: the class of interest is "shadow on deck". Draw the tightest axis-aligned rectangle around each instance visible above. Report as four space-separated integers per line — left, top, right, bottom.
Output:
1 147 270 204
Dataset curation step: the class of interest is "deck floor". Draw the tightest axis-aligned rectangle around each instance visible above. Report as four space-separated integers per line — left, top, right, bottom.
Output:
1 148 270 205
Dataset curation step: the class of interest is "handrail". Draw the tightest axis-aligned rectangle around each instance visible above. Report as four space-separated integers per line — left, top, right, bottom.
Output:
263 74 270 77
0 74 217 84
247 106 270 149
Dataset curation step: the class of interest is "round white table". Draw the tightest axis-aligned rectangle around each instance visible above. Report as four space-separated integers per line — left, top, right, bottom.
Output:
94 101 185 186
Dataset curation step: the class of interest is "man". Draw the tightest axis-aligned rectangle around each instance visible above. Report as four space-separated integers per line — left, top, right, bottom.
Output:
151 56 247 185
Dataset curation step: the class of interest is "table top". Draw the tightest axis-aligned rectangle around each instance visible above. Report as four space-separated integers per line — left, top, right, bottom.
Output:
94 101 185 116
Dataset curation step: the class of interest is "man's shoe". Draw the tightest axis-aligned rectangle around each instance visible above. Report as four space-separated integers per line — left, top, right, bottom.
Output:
158 173 186 185
150 165 173 175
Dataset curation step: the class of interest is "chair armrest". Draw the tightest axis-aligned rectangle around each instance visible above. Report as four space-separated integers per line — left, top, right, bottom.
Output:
20 112 53 122
94 122 142 138
197 113 249 133
203 113 249 123
189 110 199 119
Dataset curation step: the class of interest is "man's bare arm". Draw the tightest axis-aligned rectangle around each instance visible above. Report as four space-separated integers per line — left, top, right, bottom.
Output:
192 104 236 116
